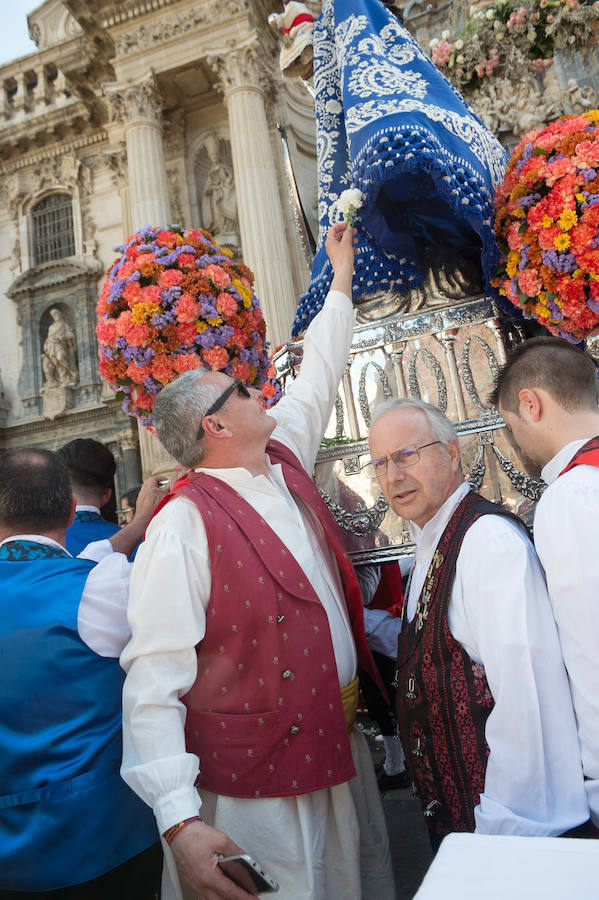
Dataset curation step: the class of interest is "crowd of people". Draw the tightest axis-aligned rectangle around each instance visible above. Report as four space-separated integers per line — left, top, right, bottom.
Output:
1 223 598 899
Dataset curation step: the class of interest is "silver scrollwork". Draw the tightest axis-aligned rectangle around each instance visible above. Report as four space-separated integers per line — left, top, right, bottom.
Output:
319 488 389 535
491 444 546 501
461 335 500 411
467 444 486 492
358 361 393 427
407 348 448 413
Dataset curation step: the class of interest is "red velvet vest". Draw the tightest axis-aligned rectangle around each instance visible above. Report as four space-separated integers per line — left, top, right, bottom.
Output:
161 440 381 799
559 436 599 476
396 492 527 837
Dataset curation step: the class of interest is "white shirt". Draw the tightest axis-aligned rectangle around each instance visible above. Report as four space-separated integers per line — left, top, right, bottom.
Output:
406 482 588 835
0 534 132 657
536 439 599 826
120 290 358 834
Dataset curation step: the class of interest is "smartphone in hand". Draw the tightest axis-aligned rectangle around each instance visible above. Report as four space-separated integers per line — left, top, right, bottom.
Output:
217 853 279 894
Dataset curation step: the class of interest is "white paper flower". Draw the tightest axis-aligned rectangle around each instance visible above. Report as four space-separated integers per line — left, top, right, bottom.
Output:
334 189 364 226
429 37 440 48
442 29 451 40
455 39 464 50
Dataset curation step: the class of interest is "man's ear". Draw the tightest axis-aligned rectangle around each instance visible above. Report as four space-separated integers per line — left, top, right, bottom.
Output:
200 414 233 440
518 388 543 423
67 497 76 529
447 437 461 470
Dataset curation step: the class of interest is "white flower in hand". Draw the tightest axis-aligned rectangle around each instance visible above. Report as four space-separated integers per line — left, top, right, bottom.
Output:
335 188 364 227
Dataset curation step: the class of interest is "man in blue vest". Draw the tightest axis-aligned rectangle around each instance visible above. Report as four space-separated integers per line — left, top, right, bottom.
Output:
57 438 121 556
0 447 165 899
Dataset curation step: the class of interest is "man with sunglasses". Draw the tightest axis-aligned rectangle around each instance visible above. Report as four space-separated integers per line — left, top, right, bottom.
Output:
366 397 588 851
120 224 396 900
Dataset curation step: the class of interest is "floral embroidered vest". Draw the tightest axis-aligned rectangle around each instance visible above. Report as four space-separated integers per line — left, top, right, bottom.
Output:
161 439 381 799
559 436 599 477
396 492 528 838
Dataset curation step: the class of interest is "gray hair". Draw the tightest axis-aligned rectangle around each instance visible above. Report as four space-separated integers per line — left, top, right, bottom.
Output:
370 396 457 445
153 369 223 468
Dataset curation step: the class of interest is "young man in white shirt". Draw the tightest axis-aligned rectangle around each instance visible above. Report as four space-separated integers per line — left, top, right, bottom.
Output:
491 335 599 836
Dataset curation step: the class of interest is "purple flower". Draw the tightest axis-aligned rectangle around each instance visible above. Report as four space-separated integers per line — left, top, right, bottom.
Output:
196 331 216 349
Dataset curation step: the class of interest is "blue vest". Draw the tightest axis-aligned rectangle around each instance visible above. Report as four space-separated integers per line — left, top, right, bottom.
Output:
0 546 158 890
65 509 120 557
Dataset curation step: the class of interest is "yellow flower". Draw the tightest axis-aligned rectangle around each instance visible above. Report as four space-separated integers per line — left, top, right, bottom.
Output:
558 209 578 231
541 214 553 228
576 193 586 204
584 110 599 124
513 207 525 219
131 302 160 324
573 268 583 279
554 233 571 251
233 278 253 307
196 321 208 333
207 317 222 326
535 304 550 319
506 251 520 278
221 247 234 258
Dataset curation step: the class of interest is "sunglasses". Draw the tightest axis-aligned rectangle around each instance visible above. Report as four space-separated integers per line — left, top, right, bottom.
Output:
197 378 251 439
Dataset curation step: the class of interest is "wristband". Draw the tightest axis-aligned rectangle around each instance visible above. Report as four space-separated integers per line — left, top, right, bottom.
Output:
163 815 202 845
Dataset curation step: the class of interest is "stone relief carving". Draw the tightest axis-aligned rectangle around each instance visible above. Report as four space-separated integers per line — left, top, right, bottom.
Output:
103 144 128 189
208 43 274 99
199 133 239 247
167 166 184 226
41 308 78 388
114 0 246 56
470 65 598 143
104 74 163 127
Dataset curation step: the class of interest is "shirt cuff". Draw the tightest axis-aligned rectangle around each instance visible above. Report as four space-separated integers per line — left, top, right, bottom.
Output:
154 786 203 835
77 539 113 562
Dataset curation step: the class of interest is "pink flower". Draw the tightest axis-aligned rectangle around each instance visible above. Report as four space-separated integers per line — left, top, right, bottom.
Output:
202 345 229 370
126 324 151 347
174 354 203 374
518 268 543 297
175 293 200 323
204 264 231 291
158 268 185 289
216 291 238 320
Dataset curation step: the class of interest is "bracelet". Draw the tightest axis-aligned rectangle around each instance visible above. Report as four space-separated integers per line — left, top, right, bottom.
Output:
163 815 202 845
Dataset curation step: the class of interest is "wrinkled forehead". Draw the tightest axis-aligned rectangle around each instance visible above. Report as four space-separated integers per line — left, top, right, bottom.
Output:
198 370 234 390
369 407 434 454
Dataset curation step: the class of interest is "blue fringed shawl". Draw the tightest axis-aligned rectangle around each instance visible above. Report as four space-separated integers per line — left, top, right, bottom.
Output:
292 0 508 336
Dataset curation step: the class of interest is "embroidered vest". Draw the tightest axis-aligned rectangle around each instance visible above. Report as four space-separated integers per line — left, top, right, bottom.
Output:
65 510 119 557
396 492 528 838
0 547 157 890
159 439 382 799
559 436 599 477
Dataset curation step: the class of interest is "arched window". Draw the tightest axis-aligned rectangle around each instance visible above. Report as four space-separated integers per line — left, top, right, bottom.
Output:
32 193 75 265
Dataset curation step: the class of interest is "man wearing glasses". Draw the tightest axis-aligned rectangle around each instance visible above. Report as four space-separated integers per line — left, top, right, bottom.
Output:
120 224 396 900
366 397 588 851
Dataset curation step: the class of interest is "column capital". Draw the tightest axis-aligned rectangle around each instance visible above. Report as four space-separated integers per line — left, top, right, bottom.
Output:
208 42 275 103
104 72 163 128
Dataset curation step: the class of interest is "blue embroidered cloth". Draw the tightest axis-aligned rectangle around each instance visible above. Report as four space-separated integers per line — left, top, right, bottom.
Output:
292 0 508 336
0 540 69 561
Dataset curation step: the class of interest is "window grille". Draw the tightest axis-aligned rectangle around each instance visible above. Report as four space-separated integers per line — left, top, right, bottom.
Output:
32 194 75 265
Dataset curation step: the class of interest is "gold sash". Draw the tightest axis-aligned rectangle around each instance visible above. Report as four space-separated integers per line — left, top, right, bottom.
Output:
341 675 360 731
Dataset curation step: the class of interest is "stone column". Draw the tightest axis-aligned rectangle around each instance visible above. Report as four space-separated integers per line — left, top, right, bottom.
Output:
208 45 298 348
104 73 175 477
105 72 171 232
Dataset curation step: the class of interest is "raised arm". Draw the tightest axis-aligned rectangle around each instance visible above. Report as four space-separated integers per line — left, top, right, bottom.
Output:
270 224 357 471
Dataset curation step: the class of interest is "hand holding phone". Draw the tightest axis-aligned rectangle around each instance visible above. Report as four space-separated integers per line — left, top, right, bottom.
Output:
218 854 279 894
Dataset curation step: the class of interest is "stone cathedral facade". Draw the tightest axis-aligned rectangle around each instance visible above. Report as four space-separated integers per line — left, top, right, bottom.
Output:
0 0 319 484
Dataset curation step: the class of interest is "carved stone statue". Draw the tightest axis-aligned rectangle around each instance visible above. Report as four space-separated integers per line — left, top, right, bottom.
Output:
201 134 239 248
41 308 78 388
564 77 598 114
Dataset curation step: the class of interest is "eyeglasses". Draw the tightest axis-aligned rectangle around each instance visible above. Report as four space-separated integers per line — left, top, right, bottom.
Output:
197 378 251 439
362 441 441 479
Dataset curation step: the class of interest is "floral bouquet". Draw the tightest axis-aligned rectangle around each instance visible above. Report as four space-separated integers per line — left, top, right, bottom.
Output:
493 110 599 341
96 224 279 426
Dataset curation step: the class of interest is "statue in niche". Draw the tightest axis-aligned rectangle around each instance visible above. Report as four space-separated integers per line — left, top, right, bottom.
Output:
201 134 239 248
41 308 78 388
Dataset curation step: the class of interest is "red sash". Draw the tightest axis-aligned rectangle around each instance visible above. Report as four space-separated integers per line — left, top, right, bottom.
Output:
284 12 314 33
558 436 599 477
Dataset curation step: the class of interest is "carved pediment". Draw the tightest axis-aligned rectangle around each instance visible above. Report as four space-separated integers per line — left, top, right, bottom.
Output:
7 256 103 299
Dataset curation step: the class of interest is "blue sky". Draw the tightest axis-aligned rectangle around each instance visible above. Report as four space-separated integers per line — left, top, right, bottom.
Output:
1 2 39 66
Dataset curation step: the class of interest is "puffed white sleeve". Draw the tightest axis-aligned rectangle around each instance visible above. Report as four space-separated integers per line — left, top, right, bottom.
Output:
270 289 355 472
120 496 212 834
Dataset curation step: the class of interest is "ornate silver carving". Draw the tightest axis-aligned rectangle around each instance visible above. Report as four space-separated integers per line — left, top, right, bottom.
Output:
467 444 486 492
490 444 546 501
461 335 499 411
407 347 448 413
343 457 360 475
358 361 392 427
334 393 344 440
318 488 389 535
